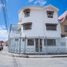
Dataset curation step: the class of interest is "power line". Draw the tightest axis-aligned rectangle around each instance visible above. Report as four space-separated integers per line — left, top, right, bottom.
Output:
0 0 8 30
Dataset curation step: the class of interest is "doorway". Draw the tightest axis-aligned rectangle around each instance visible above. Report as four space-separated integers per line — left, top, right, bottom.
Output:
35 39 42 52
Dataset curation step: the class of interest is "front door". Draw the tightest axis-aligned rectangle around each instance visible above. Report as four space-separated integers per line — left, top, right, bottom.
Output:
35 39 42 52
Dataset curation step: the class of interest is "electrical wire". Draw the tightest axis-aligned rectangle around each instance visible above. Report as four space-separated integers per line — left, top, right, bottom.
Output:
0 0 8 30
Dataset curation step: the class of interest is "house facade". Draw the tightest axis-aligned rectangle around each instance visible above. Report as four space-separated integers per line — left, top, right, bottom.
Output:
58 11 67 37
9 5 67 54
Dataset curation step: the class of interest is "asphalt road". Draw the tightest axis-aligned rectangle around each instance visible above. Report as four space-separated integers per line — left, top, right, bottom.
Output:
0 46 67 67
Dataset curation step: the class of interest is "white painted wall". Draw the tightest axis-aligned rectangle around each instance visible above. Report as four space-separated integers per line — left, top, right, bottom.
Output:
9 5 64 54
19 6 61 38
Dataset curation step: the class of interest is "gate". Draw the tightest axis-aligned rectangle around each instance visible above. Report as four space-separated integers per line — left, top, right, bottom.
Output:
8 24 22 54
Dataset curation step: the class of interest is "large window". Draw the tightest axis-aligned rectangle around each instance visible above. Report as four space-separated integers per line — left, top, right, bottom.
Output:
46 24 57 30
23 22 32 30
64 25 67 32
27 39 34 46
47 11 54 18
23 9 30 17
44 39 56 46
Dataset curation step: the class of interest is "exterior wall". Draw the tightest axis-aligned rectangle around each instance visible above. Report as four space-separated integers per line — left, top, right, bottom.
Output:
60 20 67 36
9 37 67 54
18 6 62 54
9 5 66 54
44 38 66 53
8 38 25 54
22 38 67 54
45 24 61 38
18 6 61 38
25 39 35 53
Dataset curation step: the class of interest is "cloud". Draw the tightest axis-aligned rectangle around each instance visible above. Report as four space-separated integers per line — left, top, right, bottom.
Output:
0 0 7 10
0 25 6 30
0 4 5 11
0 25 8 41
28 0 34 2
40 1 47 5
28 0 47 6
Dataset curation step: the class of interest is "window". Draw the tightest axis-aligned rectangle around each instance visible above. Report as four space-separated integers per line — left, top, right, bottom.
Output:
27 39 34 46
23 23 32 30
15 38 19 41
46 24 57 30
23 9 30 17
61 35 65 37
66 15 67 19
22 38 25 41
44 39 47 45
47 11 54 18
44 39 56 46
64 25 67 32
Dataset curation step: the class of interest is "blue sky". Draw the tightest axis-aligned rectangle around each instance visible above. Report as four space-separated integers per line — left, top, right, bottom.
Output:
0 0 67 41
0 0 67 27
6 0 67 26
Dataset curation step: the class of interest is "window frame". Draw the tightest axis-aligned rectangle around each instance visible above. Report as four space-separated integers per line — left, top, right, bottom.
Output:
47 11 54 18
15 38 19 41
23 9 30 17
46 24 57 30
27 39 34 46
44 39 56 46
23 22 32 30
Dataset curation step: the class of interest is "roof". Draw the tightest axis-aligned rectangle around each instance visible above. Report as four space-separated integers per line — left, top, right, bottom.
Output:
58 11 67 22
18 4 59 13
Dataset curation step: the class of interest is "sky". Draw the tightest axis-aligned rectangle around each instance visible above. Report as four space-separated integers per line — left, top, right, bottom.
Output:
0 0 67 41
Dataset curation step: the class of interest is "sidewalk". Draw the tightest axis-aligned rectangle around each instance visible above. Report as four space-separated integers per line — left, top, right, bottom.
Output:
1 46 67 67
28 54 67 58
11 53 67 58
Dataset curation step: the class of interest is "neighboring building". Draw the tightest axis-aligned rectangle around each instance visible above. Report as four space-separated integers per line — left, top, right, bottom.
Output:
9 5 66 54
0 40 7 46
58 11 67 37
0 41 4 45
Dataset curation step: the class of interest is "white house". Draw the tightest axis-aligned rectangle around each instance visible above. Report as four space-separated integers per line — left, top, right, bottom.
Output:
8 5 67 54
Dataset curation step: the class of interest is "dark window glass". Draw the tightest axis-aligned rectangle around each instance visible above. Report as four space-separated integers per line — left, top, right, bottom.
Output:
47 11 54 18
27 39 34 46
23 23 32 30
23 9 30 17
44 39 46 45
46 24 57 30
22 38 25 41
45 39 56 46
47 39 56 46
15 38 19 41
66 15 67 19
64 25 67 32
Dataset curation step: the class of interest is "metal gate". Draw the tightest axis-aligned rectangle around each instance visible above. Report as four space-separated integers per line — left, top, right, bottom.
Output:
8 24 22 54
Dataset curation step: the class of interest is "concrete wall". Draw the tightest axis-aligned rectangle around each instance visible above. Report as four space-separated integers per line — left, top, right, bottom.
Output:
19 6 61 38
8 37 67 54
8 5 65 54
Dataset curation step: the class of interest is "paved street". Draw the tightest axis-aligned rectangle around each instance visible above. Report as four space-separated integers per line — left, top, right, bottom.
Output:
0 46 13 67
0 46 67 67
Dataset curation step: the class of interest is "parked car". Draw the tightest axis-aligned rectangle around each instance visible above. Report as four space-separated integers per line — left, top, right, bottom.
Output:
0 45 3 51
